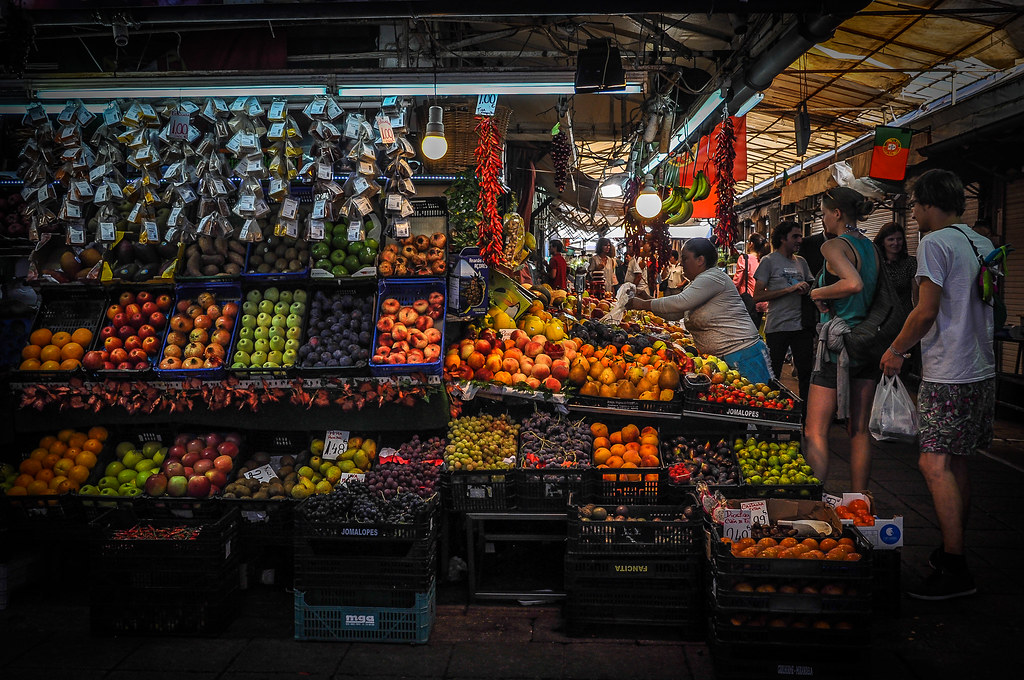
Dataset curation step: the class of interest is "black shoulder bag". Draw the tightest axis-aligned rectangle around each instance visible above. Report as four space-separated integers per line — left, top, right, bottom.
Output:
738 255 759 323
844 243 911 366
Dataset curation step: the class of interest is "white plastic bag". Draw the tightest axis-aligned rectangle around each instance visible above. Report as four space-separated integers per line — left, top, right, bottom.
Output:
869 374 919 442
602 282 635 324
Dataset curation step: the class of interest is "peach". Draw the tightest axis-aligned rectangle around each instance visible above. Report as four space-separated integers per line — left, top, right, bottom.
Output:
475 338 492 354
531 334 547 345
485 353 503 373
534 353 552 367
512 330 530 350
512 372 528 385
524 341 545 358
467 351 486 370
543 377 562 392
526 377 542 389
474 367 494 382
504 347 523 362
531 363 551 380
459 339 476 360
518 356 534 374
502 357 520 373
551 358 570 381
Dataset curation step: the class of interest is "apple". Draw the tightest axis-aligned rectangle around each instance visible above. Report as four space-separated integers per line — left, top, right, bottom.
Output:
144 473 168 496
381 298 401 314
242 300 259 316
193 458 214 475
100 325 117 341
119 291 135 307
141 301 159 317
397 307 418 326
258 300 275 315
155 294 173 312
110 348 129 364
217 441 239 458
124 303 141 318
82 351 105 370
205 433 223 448
263 287 280 303
186 475 210 499
148 312 166 329
128 348 148 363
246 289 262 304
286 314 302 328
124 336 143 352
181 452 200 468
168 445 186 460
166 475 188 497
213 455 233 473
205 469 228 488
111 312 128 328
137 324 157 340
176 300 191 313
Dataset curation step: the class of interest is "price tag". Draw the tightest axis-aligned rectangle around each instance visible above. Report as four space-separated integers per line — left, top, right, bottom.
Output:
168 205 183 226
284 219 299 238
476 94 498 117
821 492 842 509
317 161 333 180
212 178 228 196
267 122 285 140
144 221 160 243
722 508 752 542
312 199 327 220
347 224 364 242
99 221 116 242
93 184 109 203
269 176 285 197
344 115 360 139
37 184 53 202
308 98 327 117
338 472 365 483
110 183 124 200
322 430 350 460
386 193 403 212
103 103 121 126
394 219 410 238
168 113 190 141
75 180 93 197
65 202 82 219
325 97 344 120
352 176 370 195
740 500 770 527
280 197 299 220
308 219 325 241
68 222 85 244
358 160 376 176
89 165 106 183
243 464 277 484
376 116 395 145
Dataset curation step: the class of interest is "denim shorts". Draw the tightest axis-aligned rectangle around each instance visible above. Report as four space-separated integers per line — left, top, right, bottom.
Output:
810 360 881 388
721 339 774 384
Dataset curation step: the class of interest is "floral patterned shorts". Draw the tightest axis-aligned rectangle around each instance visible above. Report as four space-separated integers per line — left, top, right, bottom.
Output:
918 379 996 455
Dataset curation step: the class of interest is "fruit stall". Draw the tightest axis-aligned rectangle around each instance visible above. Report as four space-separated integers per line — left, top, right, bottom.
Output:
0 96 895 677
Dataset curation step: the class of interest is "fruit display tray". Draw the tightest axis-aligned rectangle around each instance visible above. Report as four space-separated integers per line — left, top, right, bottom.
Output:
88 284 174 379
732 429 823 500
569 394 683 416
293 580 435 644
683 379 803 426
293 284 377 378
706 526 874 579
293 542 437 593
566 502 702 556
442 468 516 512
564 552 703 580
241 241 310 282
376 196 449 280
153 281 241 380
11 287 106 384
226 280 311 380
515 467 588 512
579 467 669 506
710 579 874 615
369 277 446 378
709 612 871 647
295 496 438 553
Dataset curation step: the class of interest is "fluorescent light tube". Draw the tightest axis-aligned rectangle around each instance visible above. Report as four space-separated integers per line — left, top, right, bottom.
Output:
0 103 108 114
338 82 643 97
643 91 725 174
35 85 328 100
735 92 764 117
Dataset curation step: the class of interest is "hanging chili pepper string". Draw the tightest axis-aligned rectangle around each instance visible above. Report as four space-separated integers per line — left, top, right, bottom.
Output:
474 116 505 268
713 114 738 253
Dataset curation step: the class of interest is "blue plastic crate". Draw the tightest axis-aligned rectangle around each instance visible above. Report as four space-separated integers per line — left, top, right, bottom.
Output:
241 238 311 283
369 277 445 377
294 580 434 643
153 281 241 380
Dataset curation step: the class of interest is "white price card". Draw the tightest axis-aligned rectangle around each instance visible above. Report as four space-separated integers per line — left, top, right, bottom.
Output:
740 500 770 527
386 193 403 212
722 508 752 542
311 199 327 220
344 115 360 139
243 464 277 484
394 219 410 238
144 221 160 243
347 224 364 242
317 161 333 180
376 116 395 145
322 430 350 460
269 101 286 121
476 94 498 117
168 205 183 226
68 222 85 244
308 219 325 241
168 113 190 141
821 492 842 509
99 221 116 242
281 197 299 220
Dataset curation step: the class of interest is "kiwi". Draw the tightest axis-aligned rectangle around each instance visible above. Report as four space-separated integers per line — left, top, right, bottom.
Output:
257 263 272 273
279 455 295 467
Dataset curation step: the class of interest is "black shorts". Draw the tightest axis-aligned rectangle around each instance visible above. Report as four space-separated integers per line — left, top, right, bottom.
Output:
810 360 881 389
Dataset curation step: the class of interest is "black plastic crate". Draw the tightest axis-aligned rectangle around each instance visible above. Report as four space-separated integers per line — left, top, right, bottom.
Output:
569 394 684 414
564 578 704 628
11 287 105 382
293 541 437 593
565 553 703 581
683 379 802 425
293 286 377 378
709 611 871 646
709 629 867 679
91 577 239 636
227 280 313 379
443 469 516 511
707 526 874 579
515 468 587 511
369 277 446 377
297 577 435 609
295 496 437 553
567 502 702 556
579 467 669 506
710 579 873 615
377 196 449 281
152 281 241 379
87 285 173 378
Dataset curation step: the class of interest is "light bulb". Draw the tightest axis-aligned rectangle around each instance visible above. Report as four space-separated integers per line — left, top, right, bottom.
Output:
635 174 662 219
599 182 623 199
421 105 447 160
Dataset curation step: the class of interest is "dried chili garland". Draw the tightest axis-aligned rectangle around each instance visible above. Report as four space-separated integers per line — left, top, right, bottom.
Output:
713 114 738 252
474 116 505 267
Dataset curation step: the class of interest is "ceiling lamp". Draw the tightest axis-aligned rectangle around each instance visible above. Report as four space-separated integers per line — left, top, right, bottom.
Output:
421 105 447 161
574 38 627 94
598 173 627 199
634 175 662 219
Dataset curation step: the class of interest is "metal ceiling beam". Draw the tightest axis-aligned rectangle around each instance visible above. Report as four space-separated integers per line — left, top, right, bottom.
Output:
630 15 693 58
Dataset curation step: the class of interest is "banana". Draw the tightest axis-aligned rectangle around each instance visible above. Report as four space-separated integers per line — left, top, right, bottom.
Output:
682 182 698 201
666 199 693 224
694 171 711 201
664 189 682 214
660 188 677 213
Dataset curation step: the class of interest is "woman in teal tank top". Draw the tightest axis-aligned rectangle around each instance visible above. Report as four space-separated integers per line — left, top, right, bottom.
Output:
805 187 882 494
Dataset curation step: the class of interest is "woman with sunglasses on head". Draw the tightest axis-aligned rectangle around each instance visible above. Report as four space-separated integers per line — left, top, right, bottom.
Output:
805 187 880 492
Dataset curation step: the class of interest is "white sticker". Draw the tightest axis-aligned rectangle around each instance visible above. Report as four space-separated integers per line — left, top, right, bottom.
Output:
722 508 752 542
103 103 121 126
307 98 327 117
212 178 228 196
325 97 344 121
243 464 277 484
75 181 93 197
65 202 82 218
269 177 285 197
322 430 350 460
238 194 256 213
376 117 395 145
358 160 376 176
386 193 403 212
740 500 770 527
476 94 498 117
94 184 109 204
169 205 183 225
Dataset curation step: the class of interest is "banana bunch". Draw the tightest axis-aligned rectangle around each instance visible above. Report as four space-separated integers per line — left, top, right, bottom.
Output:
662 186 694 225
683 170 712 202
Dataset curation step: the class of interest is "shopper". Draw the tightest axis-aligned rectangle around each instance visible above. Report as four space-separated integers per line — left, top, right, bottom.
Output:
661 250 685 296
732 234 768 326
881 169 995 600
627 238 773 383
874 222 917 312
804 187 880 492
547 240 568 290
753 221 815 406
625 243 650 293
587 238 617 297
800 229 829 278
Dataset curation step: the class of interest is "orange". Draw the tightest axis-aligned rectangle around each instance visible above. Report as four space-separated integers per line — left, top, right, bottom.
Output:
779 537 799 548
14 473 34 488
60 342 84 361
589 423 609 439
83 438 104 454
844 552 862 561
6 486 27 496
71 328 93 346
19 359 41 371
59 358 81 370
818 538 838 552
21 344 41 361
800 538 819 551
40 360 61 371
50 331 72 348
39 345 62 363
63 447 81 461
42 453 61 469
30 448 49 462
57 428 76 442
36 468 54 484
68 465 90 484
87 426 109 442
54 479 77 494
739 547 760 558
48 475 68 490
19 459 42 476
777 548 795 559
37 436 57 449
593 448 611 465
837 537 855 548
30 328 53 346
759 546 780 558
68 431 88 447
26 480 48 495
48 440 68 456
757 537 778 549
53 458 74 477
74 451 97 469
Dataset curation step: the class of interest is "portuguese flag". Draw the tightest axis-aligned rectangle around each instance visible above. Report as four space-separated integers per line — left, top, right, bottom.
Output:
869 126 913 181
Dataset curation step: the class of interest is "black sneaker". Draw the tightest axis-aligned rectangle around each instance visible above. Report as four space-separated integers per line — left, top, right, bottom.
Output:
906 568 977 601
928 545 943 570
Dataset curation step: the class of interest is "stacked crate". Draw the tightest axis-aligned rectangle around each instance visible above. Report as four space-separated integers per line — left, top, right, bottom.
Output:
563 497 704 638
706 525 874 678
292 499 438 643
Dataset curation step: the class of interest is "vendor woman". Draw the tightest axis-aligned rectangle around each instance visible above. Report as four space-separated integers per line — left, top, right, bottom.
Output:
627 237 773 383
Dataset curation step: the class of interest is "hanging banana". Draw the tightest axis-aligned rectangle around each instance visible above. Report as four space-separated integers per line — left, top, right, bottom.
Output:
666 199 694 224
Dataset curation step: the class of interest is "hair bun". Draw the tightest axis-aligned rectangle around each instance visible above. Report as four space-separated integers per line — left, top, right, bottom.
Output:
856 198 875 220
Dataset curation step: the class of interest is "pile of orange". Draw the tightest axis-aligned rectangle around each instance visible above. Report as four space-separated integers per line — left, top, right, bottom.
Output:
19 327 93 371
722 535 863 561
591 422 661 482
5 426 107 496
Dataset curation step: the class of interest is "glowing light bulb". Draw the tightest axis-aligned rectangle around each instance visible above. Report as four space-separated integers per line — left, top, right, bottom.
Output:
635 175 662 219
421 106 447 160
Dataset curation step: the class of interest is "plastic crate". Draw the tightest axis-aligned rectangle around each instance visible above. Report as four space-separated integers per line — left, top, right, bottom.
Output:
293 540 437 593
295 497 437 549
570 394 683 414
294 581 435 643
242 236 311 282
710 576 874 615
567 502 702 556
683 379 802 425
369 277 446 377
659 432 744 488
515 467 588 511
563 578 704 628
580 467 668 506
153 281 241 379
90 578 239 636
226 281 312 379
10 287 105 382
708 629 868 679
377 197 449 280
294 286 377 377
565 553 703 581
709 611 870 647
87 285 174 378
174 237 246 283
707 526 874 579
443 469 515 511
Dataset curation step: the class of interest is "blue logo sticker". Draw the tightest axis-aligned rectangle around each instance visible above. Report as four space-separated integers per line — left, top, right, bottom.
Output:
880 524 901 545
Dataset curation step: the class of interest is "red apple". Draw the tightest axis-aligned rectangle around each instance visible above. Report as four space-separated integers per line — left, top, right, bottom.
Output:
148 312 166 329
186 438 205 454
106 304 123 321
109 348 128 364
104 336 123 352
118 325 135 340
111 312 128 328
181 452 200 468
412 299 430 314
193 458 214 475
186 475 211 499
124 303 141 318
141 301 159 317
124 336 143 352
135 290 153 305
200 446 219 461
213 455 233 473
118 292 135 307
156 294 173 311
144 473 168 496
176 299 191 313
100 325 117 340
82 351 105 370
168 445 186 460
474 338 492 354
137 324 157 339
216 441 239 459
128 348 148 363
205 469 228 488
142 336 160 355
205 432 224 448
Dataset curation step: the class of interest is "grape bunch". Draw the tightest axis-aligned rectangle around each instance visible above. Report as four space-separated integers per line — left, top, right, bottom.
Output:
519 411 593 469
300 480 429 524
551 129 571 193
397 434 446 463
366 461 441 500
298 290 374 368
446 414 519 471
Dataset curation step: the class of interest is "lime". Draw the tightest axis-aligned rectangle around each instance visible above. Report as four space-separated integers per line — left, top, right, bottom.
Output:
314 258 333 271
329 249 348 265
347 241 364 255
364 238 379 251
358 247 376 265
343 255 361 273
331 264 349 277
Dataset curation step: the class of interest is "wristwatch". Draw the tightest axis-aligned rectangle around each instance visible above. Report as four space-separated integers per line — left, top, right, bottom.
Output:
887 346 911 359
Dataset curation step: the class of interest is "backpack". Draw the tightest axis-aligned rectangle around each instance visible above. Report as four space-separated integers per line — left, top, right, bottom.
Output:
951 227 1011 330
844 244 911 366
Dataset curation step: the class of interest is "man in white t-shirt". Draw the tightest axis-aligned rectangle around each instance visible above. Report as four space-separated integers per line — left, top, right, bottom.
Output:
881 169 995 601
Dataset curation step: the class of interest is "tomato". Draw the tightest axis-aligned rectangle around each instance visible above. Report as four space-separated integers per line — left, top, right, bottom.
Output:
848 499 870 515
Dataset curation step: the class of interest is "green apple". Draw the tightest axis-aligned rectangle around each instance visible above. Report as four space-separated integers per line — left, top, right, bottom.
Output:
233 350 252 365
136 469 155 486
285 338 300 352
286 313 302 328
286 326 302 340
119 484 142 497
236 338 255 354
254 326 270 341
135 459 157 473
116 441 135 458
273 301 289 316
142 441 161 457
254 338 270 353
278 290 293 304
241 314 257 329
79 484 100 496
231 362 247 369
258 299 275 315
269 326 287 339
267 350 284 365
246 289 263 304
256 312 273 327
264 287 280 303
251 350 268 366
269 336 286 352
104 461 125 477
117 469 138 485
242 300 259 316
152 450 166 466
238 326 254 341
122 451 143 470
271 314 287 328
289 302 305 316
98 475 120 491
282 349 298 366
293 290 307 304
99 487 119 497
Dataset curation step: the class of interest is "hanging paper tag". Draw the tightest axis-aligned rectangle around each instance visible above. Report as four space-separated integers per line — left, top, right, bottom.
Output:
352 176 371 195
144 221 160 243
308 219 325 241
243 464 277 484
322 430 351 460
317 161 333 180
386 193 403 212
93 184 110 203
68 222 85 245
394 219 410 239
344 115 360 139
281 197 299 220
37 184 53 202
99 221 116 242
65 202 82 219
268 101 286 121
382 96 398 109
269 176 285 197
169 206 183 225
325 97 344 121
312 199 327 220
376 117 395 145
238 194 256 213
178 185 196 203
168 113 190 141
103 103 121 126
358 160 376 177
476 94 499 117
347 223 364 242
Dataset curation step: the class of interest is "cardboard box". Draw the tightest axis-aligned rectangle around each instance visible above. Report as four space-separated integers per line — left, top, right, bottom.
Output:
848 517 904 549
722 498 843 535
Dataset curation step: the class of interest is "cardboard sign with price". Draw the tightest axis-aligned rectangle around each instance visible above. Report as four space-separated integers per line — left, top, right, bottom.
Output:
722 508 752 541
322 430 350 460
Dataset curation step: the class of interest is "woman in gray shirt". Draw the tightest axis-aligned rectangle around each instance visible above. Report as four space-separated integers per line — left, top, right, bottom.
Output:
627 238 773 383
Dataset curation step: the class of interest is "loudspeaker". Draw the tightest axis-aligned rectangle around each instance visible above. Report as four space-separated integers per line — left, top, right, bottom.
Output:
574 38 626 93
795 102 811 156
